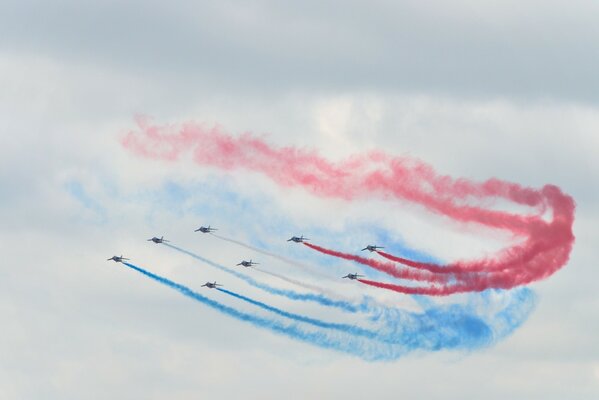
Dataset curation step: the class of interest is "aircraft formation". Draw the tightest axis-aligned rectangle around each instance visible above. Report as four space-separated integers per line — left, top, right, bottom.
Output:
108 227 384 285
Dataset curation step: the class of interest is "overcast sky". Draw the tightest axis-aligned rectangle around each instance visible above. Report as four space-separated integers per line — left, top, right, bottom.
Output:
1 1 598 399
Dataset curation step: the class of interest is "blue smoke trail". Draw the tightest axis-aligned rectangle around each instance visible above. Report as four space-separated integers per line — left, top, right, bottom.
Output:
216 287 389 343
120 261 529 361
163 243 365 313
122 261 402 360
216 287 499 349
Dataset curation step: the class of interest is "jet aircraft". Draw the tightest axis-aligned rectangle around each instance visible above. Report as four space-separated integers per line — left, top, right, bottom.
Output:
361 245 384 252
148 236 169 243
107 255 129 263
342 273 364 280
201 281 223 289
195 225 217 233
287 235 309 243
236 260 259 267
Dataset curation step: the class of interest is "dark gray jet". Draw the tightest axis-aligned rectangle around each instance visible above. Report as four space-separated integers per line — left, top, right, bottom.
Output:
201 281 223 289
107 255 129 263
361 245 384 252
342 273 364 280
148 236 169 244
195 225 217 233
236 260 258 267
287 235 309 243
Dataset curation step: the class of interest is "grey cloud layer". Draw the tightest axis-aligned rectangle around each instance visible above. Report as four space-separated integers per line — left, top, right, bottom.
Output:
2 0 599 101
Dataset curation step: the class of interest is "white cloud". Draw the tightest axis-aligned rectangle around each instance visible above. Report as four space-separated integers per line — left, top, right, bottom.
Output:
1 4 598 398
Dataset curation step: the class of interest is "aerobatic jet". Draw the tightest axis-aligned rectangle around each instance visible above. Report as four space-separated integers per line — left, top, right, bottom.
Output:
342 273 364 280
107 255 129 263
287 235 309 243
195 225 217 233
201 281 223 289
361 245 384 252
148 236 169 244
236 260 259 267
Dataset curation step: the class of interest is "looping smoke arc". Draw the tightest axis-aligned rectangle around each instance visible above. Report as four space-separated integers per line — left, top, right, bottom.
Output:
123 118 575 295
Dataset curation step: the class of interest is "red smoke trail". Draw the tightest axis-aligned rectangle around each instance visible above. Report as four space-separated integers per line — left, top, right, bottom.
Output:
358 279 463 296
373 185 574 277
306 224 572 294
357 275 537 296
303 242 448 284
122 119 576 293
308 235 572 295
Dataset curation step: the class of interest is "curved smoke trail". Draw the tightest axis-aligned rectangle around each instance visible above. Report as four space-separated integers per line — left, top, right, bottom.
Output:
217 287 388 343
302 241 571 295
121 262 532 360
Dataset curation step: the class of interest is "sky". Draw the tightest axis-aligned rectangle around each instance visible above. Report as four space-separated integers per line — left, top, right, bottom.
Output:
1 1 598 399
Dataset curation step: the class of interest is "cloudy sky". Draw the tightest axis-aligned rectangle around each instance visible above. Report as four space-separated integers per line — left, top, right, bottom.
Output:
1 1 598 399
